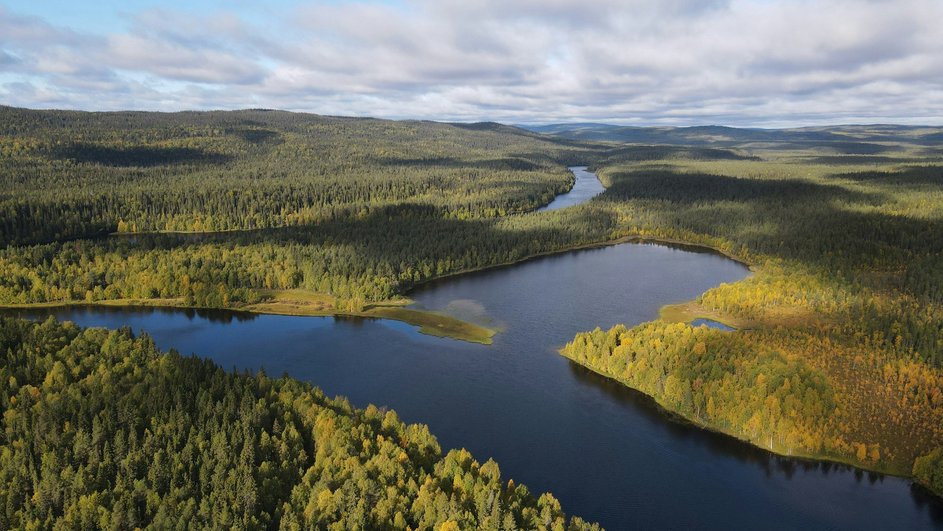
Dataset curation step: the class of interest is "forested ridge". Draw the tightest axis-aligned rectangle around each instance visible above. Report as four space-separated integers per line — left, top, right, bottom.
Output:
0 317 599 530
0 106 592 246
2 106 943 501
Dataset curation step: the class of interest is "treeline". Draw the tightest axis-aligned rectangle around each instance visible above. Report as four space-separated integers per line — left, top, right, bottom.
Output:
0 205 616 309
0 106 593 246
562 322 837 458
0 316 599 530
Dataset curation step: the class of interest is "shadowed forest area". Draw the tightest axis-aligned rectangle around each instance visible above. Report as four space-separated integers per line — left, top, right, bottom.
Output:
0 106 599 246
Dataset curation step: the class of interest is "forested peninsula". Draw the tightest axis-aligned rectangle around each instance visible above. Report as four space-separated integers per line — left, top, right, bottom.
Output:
2 106 943 501
0 317 599 529
559 140 943 491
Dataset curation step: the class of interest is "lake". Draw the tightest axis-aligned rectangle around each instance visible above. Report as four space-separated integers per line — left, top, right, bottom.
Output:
11 240 943 530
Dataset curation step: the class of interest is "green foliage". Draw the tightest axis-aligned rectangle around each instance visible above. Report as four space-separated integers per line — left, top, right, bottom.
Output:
0 317 599 530
0 205 615 307
0 106 590 246
562 322 835 455
914 447 943 497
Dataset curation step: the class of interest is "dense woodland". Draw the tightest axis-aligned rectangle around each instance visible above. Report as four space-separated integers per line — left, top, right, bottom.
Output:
0 205 615 308
0 106 593 246
1 107 943 504
0 317 598 530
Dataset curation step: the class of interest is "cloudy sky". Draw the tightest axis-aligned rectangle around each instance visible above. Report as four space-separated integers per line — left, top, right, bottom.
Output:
1 0 941 126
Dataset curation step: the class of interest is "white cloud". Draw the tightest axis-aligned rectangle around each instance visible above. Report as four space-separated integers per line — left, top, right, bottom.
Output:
0 0 941 126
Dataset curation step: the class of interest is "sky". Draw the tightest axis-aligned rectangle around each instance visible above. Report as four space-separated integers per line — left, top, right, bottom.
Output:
1 0 942 126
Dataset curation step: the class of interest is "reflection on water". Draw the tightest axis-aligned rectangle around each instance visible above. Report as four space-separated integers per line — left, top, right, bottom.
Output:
690 318 735 331
572 360 862 479
7 304 262 325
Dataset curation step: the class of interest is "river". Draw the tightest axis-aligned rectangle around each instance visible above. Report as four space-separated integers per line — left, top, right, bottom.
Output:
537 166 605 211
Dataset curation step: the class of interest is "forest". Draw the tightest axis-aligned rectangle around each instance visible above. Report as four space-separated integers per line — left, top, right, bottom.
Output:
0 106 595 246
0 317 599 530
1 106 942 501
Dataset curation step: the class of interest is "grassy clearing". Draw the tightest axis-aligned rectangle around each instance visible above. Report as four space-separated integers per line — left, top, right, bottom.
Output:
659 301 753 329
245 289 340 315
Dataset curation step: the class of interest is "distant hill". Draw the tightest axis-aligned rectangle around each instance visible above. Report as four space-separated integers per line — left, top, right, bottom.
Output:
518 123 943 151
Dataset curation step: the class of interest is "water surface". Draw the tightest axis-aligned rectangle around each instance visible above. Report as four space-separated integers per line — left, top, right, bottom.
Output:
537 166 605 211
691 318 736 331
11 242 942 530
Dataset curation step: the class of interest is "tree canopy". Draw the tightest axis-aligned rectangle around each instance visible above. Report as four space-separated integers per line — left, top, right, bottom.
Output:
0 316 599 530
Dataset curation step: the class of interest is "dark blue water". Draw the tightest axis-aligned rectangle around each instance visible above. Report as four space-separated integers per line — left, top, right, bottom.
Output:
537 166 605 211
10 243 943 530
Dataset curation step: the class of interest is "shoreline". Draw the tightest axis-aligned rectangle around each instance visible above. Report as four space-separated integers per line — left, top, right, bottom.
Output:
0 235 748 344
4 230 931 493
560 350 913 480
404 233 753 296
0 295 497 345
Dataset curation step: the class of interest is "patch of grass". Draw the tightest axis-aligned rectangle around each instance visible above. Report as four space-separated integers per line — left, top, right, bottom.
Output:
243 289 495 343
364 307 496 345
661 287 826 331
247 289 337 315
248 289 495 343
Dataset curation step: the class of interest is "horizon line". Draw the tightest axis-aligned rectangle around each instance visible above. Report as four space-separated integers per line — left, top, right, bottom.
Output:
2 104 942 130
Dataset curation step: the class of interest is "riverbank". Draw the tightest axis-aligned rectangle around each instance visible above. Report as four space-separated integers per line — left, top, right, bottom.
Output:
559 346 913 479
416 225 923 484
0 235 747 345
405 233 753 298
0 289 497 345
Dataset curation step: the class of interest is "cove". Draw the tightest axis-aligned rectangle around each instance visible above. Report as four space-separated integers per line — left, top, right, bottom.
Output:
9 242 942 530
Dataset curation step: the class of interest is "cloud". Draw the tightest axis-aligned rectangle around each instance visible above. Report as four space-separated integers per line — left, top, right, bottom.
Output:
107 34 266 85
0 0 941 126
0 50 20 66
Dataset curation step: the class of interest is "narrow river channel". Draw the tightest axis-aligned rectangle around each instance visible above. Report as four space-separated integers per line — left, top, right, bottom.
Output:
537 166 605 211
